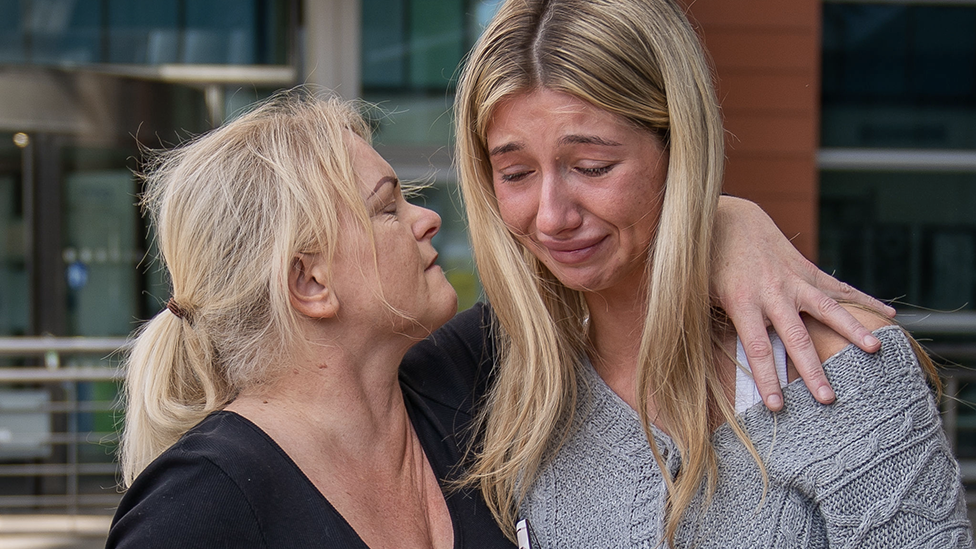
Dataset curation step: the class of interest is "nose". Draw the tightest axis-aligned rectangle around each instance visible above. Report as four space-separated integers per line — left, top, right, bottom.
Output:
411 203 441 242
535 172 582 236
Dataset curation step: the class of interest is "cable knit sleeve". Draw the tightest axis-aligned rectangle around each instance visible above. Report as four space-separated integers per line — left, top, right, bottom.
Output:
736 325 973 549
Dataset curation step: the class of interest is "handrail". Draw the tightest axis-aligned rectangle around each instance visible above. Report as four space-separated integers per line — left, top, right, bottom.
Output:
0 338 126 518
0 367 122 382
897 311 976 336
0 337 127 356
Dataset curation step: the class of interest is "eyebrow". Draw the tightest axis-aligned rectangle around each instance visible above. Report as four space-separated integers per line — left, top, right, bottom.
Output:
559 135 623 147
488 135 623 156
489 142 523 156
370 176 399 196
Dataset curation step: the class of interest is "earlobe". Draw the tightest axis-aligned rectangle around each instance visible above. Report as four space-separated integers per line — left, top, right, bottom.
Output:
288 254 339 319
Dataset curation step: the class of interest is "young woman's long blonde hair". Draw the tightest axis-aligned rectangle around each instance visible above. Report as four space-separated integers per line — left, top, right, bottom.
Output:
120 92 371 487
455 0 747 542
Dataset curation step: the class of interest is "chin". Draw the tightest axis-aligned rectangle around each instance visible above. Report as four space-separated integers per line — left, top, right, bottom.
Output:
409 290 457 337
432 292 459 329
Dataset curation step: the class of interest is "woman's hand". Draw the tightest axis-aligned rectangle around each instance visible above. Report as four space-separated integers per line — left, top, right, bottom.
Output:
711 196 895 411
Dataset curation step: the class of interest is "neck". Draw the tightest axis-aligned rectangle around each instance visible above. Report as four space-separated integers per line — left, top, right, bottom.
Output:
584 288 646 410
227 344 413 462
226 344 454 549
584 286 741 430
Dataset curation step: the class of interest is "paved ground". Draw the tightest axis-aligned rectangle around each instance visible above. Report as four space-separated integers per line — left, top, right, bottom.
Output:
0 515 110 549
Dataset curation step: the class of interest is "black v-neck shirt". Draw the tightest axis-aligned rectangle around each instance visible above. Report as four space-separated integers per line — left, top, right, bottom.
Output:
107 304 513 548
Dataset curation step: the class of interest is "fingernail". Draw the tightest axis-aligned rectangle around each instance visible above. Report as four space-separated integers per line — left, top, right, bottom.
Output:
863 334 880 348
818 386 835 402
766 394 782 409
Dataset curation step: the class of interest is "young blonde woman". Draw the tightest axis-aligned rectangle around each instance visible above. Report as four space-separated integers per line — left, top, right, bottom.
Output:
107 93 512 548
455 0 974 547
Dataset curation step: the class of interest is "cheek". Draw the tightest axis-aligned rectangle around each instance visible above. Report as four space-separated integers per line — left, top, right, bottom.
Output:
493 187 531 234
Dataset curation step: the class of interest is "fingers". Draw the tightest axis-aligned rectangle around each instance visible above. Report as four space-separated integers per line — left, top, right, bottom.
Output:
798 284 882 354
811 268 895 319
763 303 836 405
725 287 841 408
725 303 785 411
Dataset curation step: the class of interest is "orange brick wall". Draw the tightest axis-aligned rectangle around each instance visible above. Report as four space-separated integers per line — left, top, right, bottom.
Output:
685 0 822 260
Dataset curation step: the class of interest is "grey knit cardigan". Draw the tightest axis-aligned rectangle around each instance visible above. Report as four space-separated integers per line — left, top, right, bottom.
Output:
521 326 974 548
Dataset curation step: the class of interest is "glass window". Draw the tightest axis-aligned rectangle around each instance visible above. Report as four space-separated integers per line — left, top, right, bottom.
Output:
362 0 477 92
820 170 976 311
361 0 503 146
107 0 180 64
0 0 25 63
29 0 103 64
820 3 976 315
184 0 260 64
361 0 408 89
0 0 289 66
63 167 140 336
822 4 976 149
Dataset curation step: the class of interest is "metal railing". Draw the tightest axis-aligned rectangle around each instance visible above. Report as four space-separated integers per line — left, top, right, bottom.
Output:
881 312 976 483
0 337 126 515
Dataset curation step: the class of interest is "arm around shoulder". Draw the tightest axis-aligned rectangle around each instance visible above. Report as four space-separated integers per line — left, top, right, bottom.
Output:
804 304 896 364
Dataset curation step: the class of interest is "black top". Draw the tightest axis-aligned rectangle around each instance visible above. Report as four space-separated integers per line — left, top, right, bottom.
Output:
107 304 512 548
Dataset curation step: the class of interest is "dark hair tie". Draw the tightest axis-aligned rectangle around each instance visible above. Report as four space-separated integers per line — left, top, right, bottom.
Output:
167 298 188 321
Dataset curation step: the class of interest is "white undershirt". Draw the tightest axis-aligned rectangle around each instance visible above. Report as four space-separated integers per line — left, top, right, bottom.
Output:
734 332 788 414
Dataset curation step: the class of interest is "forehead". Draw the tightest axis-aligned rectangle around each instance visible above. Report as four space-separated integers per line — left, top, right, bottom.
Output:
486 89 639 143
346 133 395 194
485 89 659 155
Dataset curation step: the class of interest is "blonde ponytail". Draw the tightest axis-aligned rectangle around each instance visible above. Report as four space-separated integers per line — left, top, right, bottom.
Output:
120 310 227 485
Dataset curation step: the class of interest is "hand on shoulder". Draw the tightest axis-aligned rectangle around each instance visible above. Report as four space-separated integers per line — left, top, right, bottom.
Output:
805 304 895 364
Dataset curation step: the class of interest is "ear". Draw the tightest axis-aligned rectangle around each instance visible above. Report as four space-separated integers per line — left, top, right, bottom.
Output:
288 253 339 319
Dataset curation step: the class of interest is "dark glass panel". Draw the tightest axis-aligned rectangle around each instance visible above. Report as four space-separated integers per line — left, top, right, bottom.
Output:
820 170 976 311
362 0 407 88
822 4 976 149
106 0 179 63
0 134 28 338
0 0 25 63
29 0 103 64
184 0 258 64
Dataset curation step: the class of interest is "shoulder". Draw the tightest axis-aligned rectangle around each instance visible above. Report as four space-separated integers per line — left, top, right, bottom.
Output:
400 302 496 413
738 321 942 473
805 303 895 363
108 412 362 548
107 414 268 547
761 327 970 546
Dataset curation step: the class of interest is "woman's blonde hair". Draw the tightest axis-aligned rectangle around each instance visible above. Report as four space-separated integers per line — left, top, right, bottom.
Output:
455 0 741 542
120 91 371 487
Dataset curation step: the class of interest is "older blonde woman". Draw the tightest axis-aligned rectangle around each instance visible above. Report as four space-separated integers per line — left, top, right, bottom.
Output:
107 93 511 548
455 0 973 547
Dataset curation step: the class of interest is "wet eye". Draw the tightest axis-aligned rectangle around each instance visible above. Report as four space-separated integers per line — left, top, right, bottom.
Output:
577 165 614 177
499 170 532 183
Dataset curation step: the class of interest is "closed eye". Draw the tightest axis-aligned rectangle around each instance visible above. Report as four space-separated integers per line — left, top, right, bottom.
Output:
577 165 614 177
499 170 533 183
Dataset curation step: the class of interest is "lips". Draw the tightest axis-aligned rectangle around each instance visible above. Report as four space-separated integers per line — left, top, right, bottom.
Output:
536 236 606 265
